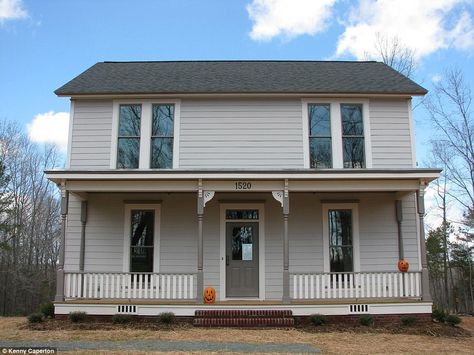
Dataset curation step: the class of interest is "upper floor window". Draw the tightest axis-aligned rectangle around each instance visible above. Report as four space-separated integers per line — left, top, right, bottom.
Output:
341 104 365 168
303 100 370 169
117 104 141 168
112 100 180 170
151 104 174 169
308 104 332 168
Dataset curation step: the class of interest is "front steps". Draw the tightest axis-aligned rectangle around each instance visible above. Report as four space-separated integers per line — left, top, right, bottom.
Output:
193 309 295 327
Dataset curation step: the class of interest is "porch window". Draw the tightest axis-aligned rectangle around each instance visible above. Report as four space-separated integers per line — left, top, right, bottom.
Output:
151 104 175 169
130 210 154 272
328 209 353 273
225 209 259 220
308 104 332 168
117 104 142 168
341 104 365 168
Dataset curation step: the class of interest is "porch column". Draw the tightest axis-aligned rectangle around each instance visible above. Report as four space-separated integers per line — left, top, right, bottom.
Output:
197 180 215 304
416 183 432 301
55 182 68 302
273 179 290 304
79 201 88 272
395 199 404 260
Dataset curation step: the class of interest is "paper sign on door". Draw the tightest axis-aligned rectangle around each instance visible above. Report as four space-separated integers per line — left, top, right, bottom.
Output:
242 243 252 261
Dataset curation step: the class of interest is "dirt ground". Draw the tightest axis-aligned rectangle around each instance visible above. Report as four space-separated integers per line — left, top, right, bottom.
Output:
0 316 473 354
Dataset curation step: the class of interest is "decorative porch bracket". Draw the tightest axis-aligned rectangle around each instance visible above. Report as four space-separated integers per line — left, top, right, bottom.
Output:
272 179 290 304
55 182 68 302
416 182 432 302
197 179 215 304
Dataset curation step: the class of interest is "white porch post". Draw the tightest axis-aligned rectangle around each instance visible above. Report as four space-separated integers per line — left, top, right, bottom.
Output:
395 199 404 260
417 183 432 301
79 200 88 272
273 179 290 304
55 182 68 302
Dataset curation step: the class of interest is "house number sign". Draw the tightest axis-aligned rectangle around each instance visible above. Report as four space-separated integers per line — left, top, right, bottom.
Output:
234 181 252 190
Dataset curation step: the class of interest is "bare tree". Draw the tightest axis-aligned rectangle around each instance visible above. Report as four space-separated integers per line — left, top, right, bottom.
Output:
365 33 416 78
424 68 474 212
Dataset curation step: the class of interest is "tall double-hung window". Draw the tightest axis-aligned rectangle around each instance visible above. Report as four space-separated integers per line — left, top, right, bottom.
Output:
308 104 332 168
151 104 174 169
117 104 141 169
341 104 365 168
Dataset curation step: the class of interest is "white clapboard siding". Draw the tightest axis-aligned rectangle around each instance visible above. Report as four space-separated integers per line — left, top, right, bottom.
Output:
64 272 197 300
291 272 421 299
179 99 304 168
69 100 113 169
370 99 414 168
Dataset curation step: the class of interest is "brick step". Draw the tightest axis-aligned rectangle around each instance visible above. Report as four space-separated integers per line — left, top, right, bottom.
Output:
194 309 292 318
193 317 295 327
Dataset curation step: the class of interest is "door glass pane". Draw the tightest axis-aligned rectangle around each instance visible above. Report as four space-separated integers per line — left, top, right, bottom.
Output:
226 210 259 220
130 210 154 272
330 246 353 272
232 226 253 261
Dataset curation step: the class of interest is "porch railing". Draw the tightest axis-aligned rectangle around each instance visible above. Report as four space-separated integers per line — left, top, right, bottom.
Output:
291 271 421 300
64 272 197 300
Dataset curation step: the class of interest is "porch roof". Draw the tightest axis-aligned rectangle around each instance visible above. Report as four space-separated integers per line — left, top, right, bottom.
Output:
45 168 440 195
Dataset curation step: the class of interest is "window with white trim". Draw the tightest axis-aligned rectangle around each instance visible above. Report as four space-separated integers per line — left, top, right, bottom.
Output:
130 209 155 272
341 104 365 168
151 104 175 169
113 100 180 169
328 209 353 272
308 104 332 168
117 104 141 168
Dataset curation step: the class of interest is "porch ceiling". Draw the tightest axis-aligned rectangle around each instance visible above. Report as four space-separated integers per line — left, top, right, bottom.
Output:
45 168 440 195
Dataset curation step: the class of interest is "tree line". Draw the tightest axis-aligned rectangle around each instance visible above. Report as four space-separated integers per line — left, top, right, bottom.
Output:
0 121 61 315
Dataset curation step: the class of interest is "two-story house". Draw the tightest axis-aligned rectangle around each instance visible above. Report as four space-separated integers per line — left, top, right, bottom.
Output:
46 61 440 325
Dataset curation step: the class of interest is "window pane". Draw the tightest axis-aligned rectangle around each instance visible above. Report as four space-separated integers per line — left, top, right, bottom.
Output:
119 104 141 136
343 137 365 168
117 138 140 168
131 247 153 272
226 210 259 220
310 137 332 168
151 137 173 168
232 226 254 261
330 246 353 273
130 210 154 247
328 210 352 246
152 104 174 136
341 104 363 136
309 104 331 136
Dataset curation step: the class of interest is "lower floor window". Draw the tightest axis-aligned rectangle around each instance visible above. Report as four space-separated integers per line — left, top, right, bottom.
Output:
328 209 354 273
130 210 155 272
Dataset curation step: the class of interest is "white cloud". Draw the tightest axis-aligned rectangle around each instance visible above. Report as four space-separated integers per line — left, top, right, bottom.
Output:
432 73 443 83
336 0 474 60
27 111 69 151
0 0 28 22
247 0 337 41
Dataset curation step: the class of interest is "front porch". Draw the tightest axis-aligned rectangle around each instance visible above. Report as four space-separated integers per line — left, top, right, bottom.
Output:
45 169 439 316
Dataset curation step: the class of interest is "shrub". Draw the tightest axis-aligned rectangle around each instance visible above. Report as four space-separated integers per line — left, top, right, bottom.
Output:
159 312 175 325
359 314 373 326
445 314 462 326
432 308 447 323
310 314 327 326
27 312 44 324
40 302 54 318
68 311 88 323
112 314 133 324
401 316 416 326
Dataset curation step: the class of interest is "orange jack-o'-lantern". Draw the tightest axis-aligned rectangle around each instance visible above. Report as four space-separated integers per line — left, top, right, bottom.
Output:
398 259 409 272
203 287 216 304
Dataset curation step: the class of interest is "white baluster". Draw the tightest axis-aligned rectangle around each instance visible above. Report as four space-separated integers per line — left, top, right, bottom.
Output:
310 275 314 299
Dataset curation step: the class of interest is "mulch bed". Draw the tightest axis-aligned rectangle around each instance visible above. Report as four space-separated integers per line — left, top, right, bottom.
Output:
24 318 471 338
299 321 471 337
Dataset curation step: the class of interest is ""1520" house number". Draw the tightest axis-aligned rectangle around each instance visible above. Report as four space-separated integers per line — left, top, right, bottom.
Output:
234 181 252 190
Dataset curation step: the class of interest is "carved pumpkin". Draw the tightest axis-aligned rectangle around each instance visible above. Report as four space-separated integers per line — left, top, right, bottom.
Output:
398 259 409 272
203 287 216 304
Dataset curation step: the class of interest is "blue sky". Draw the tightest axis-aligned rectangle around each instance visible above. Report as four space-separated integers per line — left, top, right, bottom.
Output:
0 0 473 168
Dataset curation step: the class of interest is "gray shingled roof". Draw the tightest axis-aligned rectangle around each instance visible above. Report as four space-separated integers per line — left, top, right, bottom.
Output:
55 61 427 96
